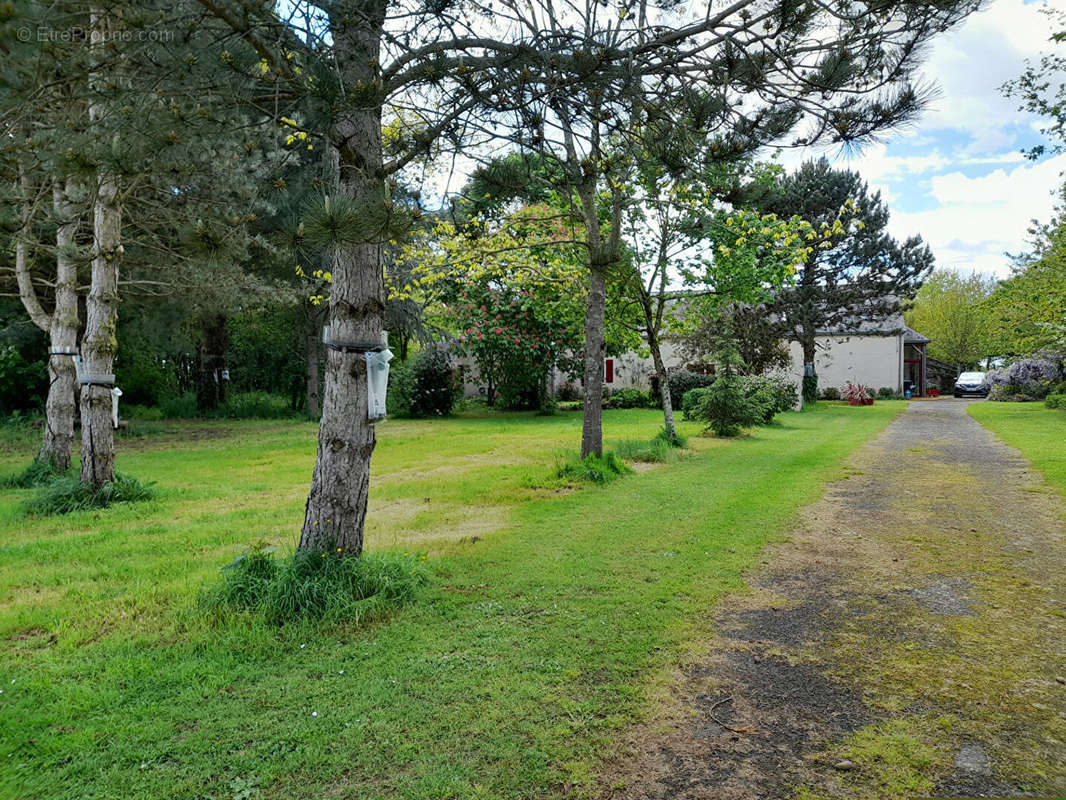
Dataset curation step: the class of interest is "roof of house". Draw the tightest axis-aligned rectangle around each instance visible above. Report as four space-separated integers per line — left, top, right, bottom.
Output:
903 325 931 344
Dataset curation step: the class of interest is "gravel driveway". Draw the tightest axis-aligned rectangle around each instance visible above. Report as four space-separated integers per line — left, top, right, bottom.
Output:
601 399 1066 800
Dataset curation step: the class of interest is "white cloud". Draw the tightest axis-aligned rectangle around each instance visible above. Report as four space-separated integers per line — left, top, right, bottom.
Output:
914 0 1054 154
887 153 1066 278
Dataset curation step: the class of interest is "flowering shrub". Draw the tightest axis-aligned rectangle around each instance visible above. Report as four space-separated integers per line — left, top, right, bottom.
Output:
842 382 873 405
987 351 1066 401
448 284 582 410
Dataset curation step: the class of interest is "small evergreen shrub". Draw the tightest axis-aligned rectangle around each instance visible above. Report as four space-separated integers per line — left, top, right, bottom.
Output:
409 348 457 417
821 387 841 401
22 473 155 516
554 451 631 483
606 388 651 409
1045 393 1066 410
201 545 428 626
802 373 819 404
878 387 896 400
687 376 768 436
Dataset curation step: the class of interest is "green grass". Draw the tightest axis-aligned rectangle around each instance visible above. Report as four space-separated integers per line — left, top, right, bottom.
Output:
0 404 905 799
969 401 1066 493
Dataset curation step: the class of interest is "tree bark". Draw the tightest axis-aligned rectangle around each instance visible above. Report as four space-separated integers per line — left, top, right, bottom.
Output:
42 180 80 470
648 327 676 439
80 5 122 489
305 306 321 418
195 314 227 413
581 266 607 458
299 0 387 555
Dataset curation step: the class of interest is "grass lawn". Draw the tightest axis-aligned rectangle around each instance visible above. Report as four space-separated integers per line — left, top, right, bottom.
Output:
0 403 904 800
968 401 1066 493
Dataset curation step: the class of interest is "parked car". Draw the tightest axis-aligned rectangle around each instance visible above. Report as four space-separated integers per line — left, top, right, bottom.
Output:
954 371 989 398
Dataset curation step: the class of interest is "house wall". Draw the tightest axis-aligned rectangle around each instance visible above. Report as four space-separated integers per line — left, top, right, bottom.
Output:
788 335 902 394
454 334 905 399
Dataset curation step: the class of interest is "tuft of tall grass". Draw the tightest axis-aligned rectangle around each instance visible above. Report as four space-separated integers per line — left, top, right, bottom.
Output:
0 458 69 489
611 436 676 463
200 545 429 626
610 427 689 464
553 451 631 483
22 473 156 516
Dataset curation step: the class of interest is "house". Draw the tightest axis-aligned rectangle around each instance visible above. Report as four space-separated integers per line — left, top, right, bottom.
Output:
598 308 934 397
456 306 935 400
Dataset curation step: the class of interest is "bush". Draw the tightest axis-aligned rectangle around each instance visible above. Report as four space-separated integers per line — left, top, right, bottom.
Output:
201 545 428 626
1045 393 1066 410
554 451 631 483
802 373 818 404
386 359 416 416
22 473 155 516
987 351 1065 401
821 387 841 401
686 376 769 436
409 348 457 417
666 370 716 407
159 392 198 419
606 388 651 409
216 391 297 419
738 375 797 420
878 387 896 400
842 382 874 405
680 387 711 420
0 345 47 416
122 404 164 421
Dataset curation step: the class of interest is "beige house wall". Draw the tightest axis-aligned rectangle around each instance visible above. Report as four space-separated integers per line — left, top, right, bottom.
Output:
787 335 903 394
455 333 905 398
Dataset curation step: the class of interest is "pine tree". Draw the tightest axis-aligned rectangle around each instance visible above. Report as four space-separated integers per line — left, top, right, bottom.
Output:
751 158 935 399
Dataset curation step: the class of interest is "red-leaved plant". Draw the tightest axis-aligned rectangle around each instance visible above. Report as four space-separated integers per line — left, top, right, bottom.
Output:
842 382 874 405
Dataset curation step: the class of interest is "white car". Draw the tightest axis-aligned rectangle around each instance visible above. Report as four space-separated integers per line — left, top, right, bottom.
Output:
953 371 989 398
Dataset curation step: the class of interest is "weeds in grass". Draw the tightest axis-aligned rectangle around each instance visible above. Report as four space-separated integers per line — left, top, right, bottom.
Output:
22 473 155 516
612 437 676 463
0 458 69 489
610 427 688 464
553 451 631 483
201 544 429 626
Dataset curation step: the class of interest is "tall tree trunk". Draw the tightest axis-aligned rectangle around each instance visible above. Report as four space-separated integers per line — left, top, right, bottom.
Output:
305 307 321 418
299 0 387 555
648 327 676 440
80 6 122 489
581 266 607 458
195 314 227 413
42 180 80 470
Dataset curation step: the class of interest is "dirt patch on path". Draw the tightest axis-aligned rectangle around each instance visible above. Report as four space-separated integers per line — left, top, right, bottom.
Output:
600 399 1066 800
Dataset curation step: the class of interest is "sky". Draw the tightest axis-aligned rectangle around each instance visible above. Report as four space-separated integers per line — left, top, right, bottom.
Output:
787 0 1065 279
